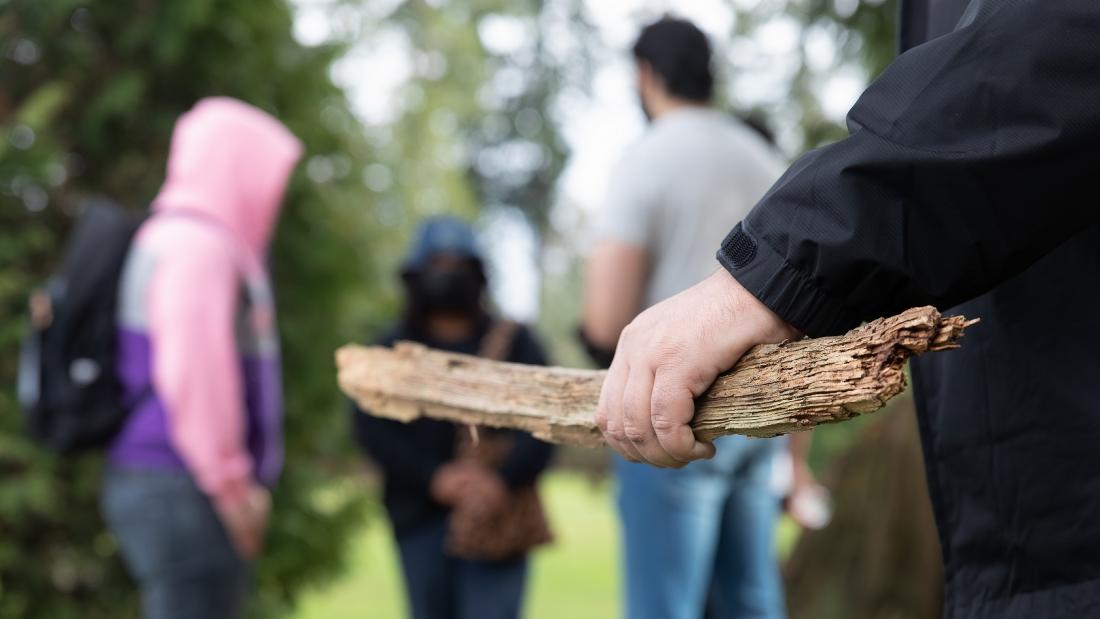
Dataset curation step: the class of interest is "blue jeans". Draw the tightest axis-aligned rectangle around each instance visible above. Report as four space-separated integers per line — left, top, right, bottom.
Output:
616 435 786 619
395 518 528 619
100 468 248 619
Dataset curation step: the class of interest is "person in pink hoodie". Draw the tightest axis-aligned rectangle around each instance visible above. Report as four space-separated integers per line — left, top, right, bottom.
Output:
100 97 301 619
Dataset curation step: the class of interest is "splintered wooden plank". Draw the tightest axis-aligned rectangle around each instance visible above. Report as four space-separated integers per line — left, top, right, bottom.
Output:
336 306 976 448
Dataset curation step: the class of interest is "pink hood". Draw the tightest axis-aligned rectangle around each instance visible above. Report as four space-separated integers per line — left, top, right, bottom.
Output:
153 97 303 256
125 97 301 510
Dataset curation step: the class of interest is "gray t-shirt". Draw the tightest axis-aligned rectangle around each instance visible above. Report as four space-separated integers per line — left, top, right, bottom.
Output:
595 108 786 308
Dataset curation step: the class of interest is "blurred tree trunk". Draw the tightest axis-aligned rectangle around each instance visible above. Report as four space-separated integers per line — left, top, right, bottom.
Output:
785 392 943 619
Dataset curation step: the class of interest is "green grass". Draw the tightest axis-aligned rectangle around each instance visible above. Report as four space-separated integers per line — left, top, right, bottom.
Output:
291 471 799 618
291 473 620 618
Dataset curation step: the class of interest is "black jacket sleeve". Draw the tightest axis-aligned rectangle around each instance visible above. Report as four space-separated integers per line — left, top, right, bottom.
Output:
497 326 555 488
718 0 1100 336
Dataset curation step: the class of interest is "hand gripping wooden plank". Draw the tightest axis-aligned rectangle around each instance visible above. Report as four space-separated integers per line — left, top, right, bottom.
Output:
336 306 976 448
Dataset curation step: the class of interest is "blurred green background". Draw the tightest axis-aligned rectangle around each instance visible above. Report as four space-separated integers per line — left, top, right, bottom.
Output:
1 1 938 618
294 473 624 619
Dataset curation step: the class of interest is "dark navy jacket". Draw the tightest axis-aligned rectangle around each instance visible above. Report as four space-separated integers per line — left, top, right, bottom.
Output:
718 1 1100 616
353 321 555 536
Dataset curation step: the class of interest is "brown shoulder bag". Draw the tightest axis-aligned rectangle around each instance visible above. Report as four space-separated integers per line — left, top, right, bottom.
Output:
444 321 554 562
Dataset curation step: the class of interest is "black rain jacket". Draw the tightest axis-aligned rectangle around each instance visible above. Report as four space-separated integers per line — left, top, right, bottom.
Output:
717 1 1100 617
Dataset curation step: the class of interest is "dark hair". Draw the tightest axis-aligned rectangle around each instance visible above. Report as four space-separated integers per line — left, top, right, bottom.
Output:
632 17 714 103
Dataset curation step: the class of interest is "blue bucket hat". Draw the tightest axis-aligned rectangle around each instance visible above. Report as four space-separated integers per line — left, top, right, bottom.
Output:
402 216 485 275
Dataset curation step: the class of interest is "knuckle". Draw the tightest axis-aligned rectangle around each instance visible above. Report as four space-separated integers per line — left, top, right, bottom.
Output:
617 325 640 351
624 400 646 424
685 366 719 395
619 322 636 339
622 423 648 443
594 411 608 431
651 386 681 415
650 413 678 434
653 340 689 367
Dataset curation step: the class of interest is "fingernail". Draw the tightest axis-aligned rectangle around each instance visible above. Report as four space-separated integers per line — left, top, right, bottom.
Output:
692 442 716 460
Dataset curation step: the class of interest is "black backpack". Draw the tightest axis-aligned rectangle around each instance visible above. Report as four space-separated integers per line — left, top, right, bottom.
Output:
17 198 147 454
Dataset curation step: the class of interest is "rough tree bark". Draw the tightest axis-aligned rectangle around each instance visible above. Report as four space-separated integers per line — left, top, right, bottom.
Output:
785 393 943 619
336 306 975 447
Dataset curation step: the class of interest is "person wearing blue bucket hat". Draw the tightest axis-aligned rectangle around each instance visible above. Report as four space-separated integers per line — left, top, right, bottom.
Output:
402 215 484 273
353 216 555 619
398 216 490 334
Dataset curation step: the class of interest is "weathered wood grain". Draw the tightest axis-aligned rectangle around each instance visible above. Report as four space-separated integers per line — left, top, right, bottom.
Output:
336 306 976 448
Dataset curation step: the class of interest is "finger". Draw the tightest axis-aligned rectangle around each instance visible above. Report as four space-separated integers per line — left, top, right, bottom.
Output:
243 532 260 559
609 367 648 464
250 487 272 514
621 364 679 467
651 367 717 463
239 511 263 559
594 362 617 434
598 358 643 463
235 528 259 560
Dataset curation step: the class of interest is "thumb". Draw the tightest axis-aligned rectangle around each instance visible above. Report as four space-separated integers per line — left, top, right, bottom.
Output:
650 366 717 464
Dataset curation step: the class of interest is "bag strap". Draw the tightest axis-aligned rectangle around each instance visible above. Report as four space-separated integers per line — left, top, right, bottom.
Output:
478 320 520 362
460 320 521 448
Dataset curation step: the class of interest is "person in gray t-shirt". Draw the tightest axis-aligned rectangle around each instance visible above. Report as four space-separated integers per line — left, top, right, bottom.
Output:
581 18 815 619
